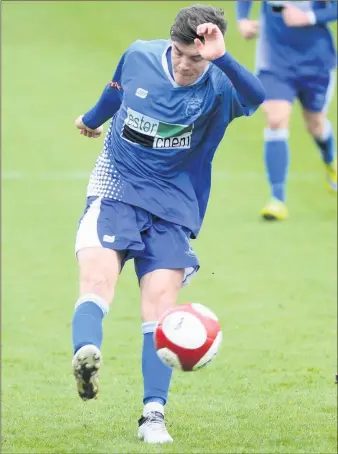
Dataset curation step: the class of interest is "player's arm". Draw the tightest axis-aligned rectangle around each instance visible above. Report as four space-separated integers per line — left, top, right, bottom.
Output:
283 2 338 27
194 23 265 115
236 0 253 20
309 1 338 25
236 1 259 40
213 52 265 116
75 54 125 137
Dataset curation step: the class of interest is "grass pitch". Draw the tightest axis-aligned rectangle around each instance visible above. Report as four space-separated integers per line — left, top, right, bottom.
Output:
2 2 337 453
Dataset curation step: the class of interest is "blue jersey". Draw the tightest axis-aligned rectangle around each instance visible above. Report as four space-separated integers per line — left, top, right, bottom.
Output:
237 1 337 77
85 40 264 238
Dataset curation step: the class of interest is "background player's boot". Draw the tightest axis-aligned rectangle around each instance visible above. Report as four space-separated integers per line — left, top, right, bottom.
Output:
72 344 101 400
325 160 337 193
138 404 173 444
261 198 288 221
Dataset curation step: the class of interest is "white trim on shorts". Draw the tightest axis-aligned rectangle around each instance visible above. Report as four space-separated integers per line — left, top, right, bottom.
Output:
75 197 103 255
322 70 336 113
182 266 199 287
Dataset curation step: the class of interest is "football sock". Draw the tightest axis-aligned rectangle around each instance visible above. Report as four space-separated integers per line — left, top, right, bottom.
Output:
142 321 172 406
72 294 109 354
264 128 290 203
314 119 335 165
143 401 165 416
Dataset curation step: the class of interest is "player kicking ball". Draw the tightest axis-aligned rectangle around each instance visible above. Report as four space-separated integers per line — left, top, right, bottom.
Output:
236 0 337 221
71 4 265 444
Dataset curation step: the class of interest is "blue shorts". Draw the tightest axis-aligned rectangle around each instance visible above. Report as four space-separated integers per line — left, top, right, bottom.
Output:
258 69 336 113
75 196 199 285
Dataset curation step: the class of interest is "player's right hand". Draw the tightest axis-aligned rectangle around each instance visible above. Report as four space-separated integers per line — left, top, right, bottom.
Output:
75 115 103 138
237 19 259 40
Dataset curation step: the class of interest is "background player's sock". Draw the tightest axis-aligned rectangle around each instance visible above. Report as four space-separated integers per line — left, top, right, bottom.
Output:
142 321 172 406
314 119 335 165
72 294 109 354
264 128 290 202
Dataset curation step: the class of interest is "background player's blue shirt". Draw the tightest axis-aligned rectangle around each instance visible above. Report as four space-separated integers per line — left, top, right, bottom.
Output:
84 40 264 238
236 1 337 76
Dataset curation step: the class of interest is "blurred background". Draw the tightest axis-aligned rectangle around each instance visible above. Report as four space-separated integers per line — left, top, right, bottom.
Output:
2 2 337 453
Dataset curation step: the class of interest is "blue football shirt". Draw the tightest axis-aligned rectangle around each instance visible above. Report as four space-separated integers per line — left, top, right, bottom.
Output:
87 39 260 237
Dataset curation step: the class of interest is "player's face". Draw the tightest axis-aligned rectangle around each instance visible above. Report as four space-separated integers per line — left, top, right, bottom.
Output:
171 42 209 86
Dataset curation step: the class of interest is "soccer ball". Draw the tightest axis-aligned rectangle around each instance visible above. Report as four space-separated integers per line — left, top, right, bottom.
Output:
154 303 222 371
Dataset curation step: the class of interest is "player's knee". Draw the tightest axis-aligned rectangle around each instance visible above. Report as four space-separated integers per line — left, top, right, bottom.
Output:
80 271 116 304
266 114 289 130
141 270 183 321
305 115 324 138
77 247 121 303
263 102 291 130
141 283 179 321
142 286 177 321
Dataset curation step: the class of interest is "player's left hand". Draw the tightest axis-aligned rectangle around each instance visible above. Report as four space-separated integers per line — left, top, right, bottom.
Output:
75 115 103 138
194 23 226 61
282 4 312 27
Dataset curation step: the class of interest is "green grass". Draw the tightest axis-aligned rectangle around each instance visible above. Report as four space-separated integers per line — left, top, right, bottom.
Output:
2 1 337 453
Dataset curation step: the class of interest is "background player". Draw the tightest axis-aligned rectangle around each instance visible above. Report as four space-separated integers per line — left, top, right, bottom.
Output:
72 4 265 444
236 0 337 220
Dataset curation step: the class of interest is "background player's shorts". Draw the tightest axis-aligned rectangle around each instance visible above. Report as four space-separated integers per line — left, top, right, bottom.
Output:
75 196 199 286
258 69 336 112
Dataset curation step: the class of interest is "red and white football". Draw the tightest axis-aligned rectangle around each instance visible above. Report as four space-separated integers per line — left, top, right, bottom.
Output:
154 303 222 371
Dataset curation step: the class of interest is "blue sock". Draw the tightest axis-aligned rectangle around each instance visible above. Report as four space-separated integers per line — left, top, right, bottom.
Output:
264 128 290 202
142 321 173 406
314 119 335 165
72 294 109 354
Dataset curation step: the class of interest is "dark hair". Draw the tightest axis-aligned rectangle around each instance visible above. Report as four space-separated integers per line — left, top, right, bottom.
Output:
170 4 227 45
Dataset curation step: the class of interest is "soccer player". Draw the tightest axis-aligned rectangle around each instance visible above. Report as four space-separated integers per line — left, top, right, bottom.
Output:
236 1 337 220
72 4 265 444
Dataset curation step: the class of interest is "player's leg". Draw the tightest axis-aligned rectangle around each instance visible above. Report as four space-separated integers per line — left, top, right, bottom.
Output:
138 269 183 444
136 221 199 443
258 71 296 220
303 110 336 192
72 197 144 400
72 247 122 400
299 71 337 193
